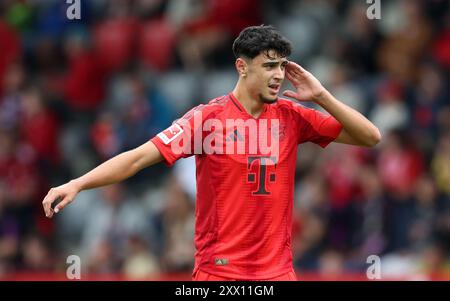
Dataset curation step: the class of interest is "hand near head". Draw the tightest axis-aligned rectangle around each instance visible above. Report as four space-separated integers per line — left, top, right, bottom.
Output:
42 181 81 218
283 61 327 103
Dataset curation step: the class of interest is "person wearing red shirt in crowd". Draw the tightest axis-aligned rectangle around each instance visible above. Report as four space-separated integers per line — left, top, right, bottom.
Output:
0 21 21 98
41 25 381 280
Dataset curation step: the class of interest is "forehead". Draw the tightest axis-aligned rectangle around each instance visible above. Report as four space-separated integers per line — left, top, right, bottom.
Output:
252 49 288 64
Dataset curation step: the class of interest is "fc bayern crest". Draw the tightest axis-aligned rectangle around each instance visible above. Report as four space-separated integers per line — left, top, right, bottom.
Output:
271 123 286 141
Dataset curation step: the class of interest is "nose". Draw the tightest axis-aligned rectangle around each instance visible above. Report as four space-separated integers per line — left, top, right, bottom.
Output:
273 67 284 81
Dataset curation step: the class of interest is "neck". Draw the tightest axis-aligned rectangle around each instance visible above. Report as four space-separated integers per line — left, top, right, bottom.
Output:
232 79 265 118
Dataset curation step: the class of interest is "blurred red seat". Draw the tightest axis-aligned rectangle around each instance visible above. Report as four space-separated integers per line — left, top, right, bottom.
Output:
93 18 139 73
138 18 176 72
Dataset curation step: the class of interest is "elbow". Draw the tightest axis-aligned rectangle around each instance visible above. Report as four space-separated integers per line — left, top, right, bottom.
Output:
365 127 382 147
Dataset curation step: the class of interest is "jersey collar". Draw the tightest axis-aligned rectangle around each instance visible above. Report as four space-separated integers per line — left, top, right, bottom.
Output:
228 93 269 119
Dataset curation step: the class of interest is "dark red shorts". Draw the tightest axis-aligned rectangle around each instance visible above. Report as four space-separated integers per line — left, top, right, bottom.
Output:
192 269 297 281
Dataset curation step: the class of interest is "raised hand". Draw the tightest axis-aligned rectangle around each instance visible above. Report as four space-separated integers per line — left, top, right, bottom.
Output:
283 61 327 103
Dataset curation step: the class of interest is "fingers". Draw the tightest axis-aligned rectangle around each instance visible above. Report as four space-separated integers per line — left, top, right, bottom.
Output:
286 62 308 84
285 70 300 85
286 63 307 84
42 188 72 218
287 61 305 74
282 90 298 99
54 196 73 213
287 66 303 80
42 188 58 218
42 183 79 218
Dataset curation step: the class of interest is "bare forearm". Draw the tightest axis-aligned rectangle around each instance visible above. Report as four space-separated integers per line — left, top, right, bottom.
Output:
72 141 163 191
71 152 140 191
42 141 163 218
315 90 381 146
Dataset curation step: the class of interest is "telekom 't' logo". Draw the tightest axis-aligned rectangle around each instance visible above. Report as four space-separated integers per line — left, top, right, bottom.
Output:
247 156 277 196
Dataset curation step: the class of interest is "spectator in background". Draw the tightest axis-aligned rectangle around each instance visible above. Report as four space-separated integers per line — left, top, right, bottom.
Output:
86 239 118 275
0 180 19 276
408 175 439 252
19 84 60 167
123 235 160 279
324 160 361 251
432 132 450 196
377 0 433 84
431 9 450 72
0 20 21 98
92 2 139 74
80 184 152 273
61 29 108 115
418 243 450 280
0 62 25 131
19 233 54 272
377 130 424 198
176 0 262 70
408 62 448 149
0 129 40 236
153 176 195 273
343 2 382 76
370 79 409 135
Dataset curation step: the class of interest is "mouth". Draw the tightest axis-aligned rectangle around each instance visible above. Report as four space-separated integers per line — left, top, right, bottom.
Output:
268 83 280 95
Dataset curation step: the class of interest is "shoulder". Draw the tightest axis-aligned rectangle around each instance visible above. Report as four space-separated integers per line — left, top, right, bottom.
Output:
272 98 326 127
207 95 230 107
178 95 230 122
272 97 310 115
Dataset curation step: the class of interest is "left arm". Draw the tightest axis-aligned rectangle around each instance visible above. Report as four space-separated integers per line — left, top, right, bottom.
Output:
313 90 381 147
283 62 381 147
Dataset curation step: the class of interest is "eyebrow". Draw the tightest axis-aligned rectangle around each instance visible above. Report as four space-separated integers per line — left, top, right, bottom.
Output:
262 60 289 67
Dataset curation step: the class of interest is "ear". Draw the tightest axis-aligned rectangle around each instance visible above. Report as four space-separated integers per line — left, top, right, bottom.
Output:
235 58 248 78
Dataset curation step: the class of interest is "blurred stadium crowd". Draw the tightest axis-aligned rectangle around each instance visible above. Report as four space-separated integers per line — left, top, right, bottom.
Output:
0 0 450 280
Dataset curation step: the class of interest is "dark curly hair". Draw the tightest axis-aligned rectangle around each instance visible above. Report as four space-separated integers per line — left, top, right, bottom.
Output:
232 25 292 60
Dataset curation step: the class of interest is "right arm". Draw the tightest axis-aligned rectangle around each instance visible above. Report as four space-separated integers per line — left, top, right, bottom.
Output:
42 140 164 218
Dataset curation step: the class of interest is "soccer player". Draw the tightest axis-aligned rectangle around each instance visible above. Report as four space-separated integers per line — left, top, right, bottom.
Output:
42 25 381 281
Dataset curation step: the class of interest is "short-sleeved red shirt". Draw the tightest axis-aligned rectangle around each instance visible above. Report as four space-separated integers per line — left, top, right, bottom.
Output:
151 93 342 279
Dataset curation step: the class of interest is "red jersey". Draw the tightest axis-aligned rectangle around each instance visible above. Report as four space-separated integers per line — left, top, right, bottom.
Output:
151 93 342 279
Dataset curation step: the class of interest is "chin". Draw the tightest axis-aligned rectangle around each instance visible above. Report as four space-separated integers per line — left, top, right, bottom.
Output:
260 94 278 104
